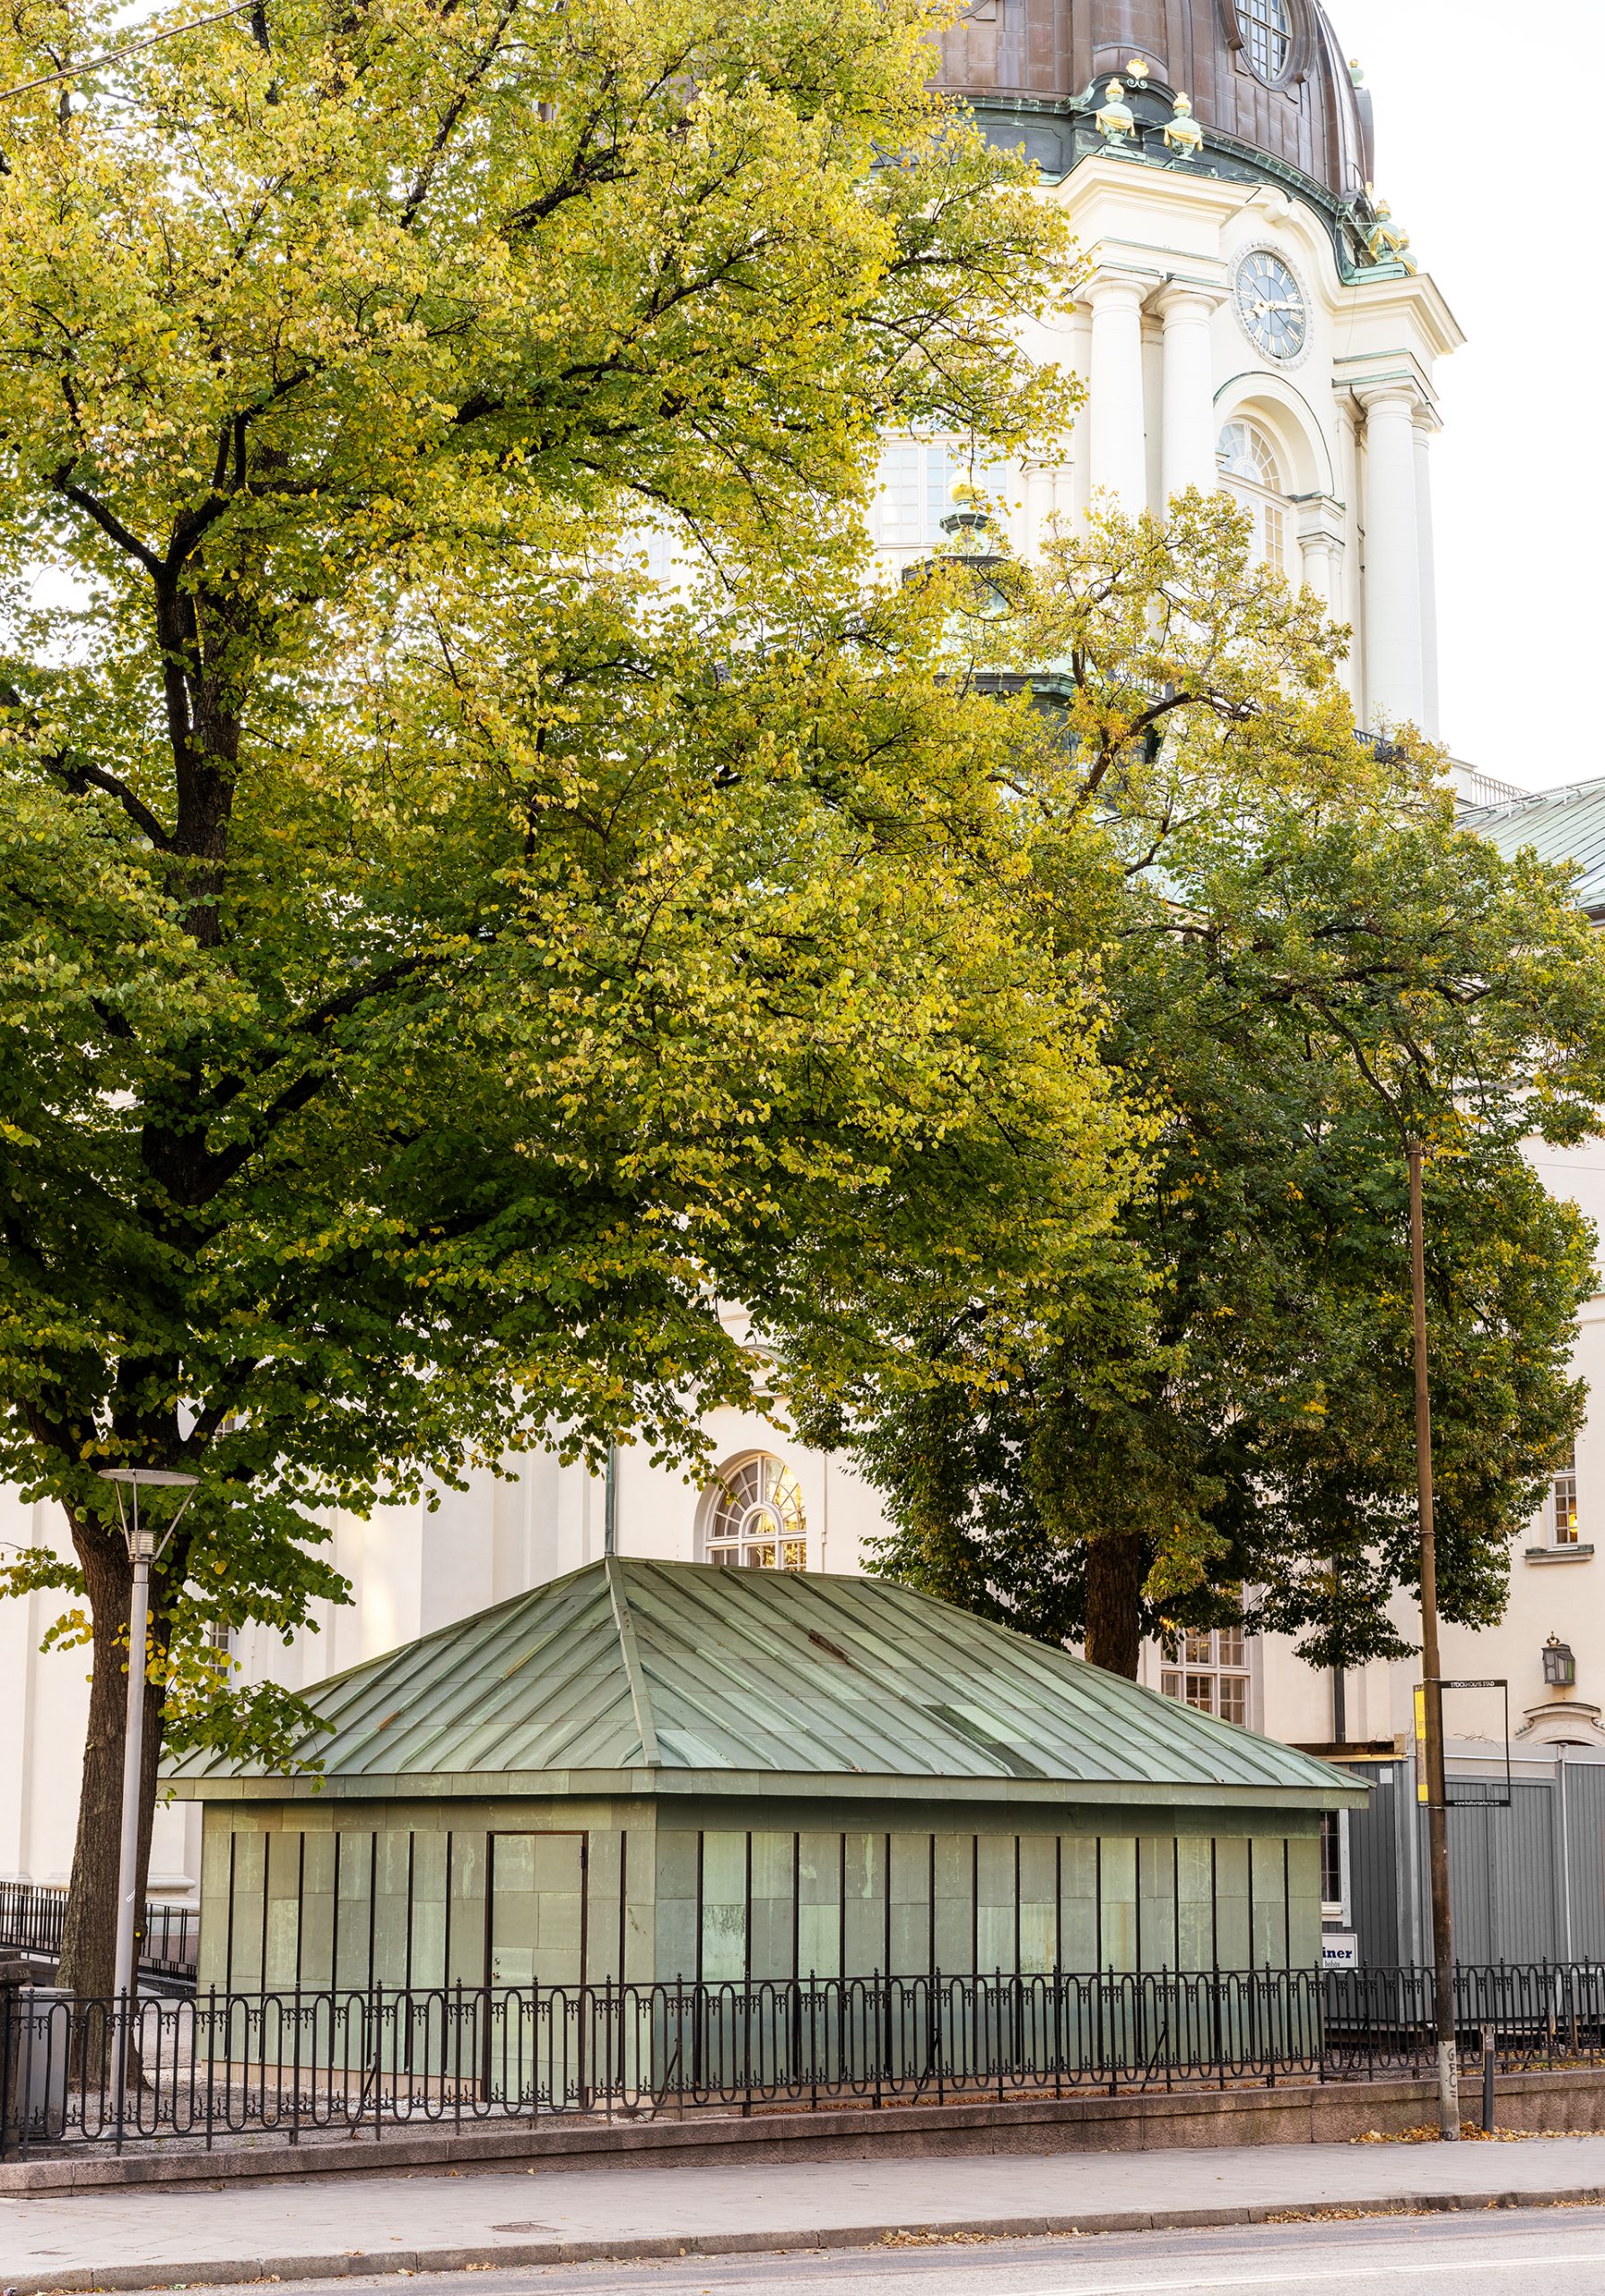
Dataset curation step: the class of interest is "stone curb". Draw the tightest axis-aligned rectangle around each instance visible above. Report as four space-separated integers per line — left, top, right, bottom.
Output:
0 2088 1328 2197
12 2070 1601 2198
8 2187 1605 2293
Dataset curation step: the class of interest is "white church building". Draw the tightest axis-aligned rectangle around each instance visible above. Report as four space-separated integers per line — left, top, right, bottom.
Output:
4 0 1602 1935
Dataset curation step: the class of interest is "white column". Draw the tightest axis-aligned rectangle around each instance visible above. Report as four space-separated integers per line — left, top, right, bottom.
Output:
1067 307 1094 522
1085 274 1149 515
1414 413 1442 742
1360 385 1425 732
1158 285 1221 507
0 1570 36 1874
1022 456 1074 556
1297 530 1337 607
1295 501 1344 609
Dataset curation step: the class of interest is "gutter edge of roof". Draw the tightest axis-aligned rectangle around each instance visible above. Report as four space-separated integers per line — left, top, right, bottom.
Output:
160 1765 1369 1811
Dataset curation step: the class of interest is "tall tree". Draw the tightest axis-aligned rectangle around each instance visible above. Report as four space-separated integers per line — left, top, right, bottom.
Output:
790 500 1605 1680
0 0 1128 1996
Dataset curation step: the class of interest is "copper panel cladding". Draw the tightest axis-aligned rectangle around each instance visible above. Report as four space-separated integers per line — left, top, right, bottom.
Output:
1091 0 1173 76
932 0 1365 203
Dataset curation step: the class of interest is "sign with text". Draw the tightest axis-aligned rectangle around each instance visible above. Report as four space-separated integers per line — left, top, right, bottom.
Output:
1413 1679 1513 1810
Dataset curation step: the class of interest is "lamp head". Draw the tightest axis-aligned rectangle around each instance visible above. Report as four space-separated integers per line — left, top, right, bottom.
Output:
1544 1634 1577 1690
98 1468 202 1487
97 1466 200 1561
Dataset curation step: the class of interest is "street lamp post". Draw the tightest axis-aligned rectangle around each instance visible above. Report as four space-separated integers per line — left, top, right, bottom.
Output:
1407 1143 1460 2141
96 1469 198 2011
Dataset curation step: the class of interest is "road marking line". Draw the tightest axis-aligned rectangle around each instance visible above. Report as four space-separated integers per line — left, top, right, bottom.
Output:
971 2249 1605 2295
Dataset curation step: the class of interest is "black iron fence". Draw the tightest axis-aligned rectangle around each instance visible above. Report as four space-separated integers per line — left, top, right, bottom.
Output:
0 1881 199 1987
6 1962 1605 2158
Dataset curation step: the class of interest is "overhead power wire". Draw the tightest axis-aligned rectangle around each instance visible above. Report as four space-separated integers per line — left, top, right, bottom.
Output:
0 0 264 104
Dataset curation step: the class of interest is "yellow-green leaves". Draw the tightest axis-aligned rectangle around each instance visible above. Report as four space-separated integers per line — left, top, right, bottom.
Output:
0 0 1096 1826
806 496 1605 1681
0 0 1075 609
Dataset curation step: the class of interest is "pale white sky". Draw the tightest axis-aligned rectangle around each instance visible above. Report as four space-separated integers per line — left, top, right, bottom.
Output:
1335 0 1602 788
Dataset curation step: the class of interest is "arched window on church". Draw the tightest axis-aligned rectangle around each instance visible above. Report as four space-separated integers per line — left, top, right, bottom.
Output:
1236 0 1292 84
1217 421 1289 578
703 1454 807 1570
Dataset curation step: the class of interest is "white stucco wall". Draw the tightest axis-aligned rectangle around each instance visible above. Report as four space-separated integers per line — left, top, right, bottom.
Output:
0 1405 894 1892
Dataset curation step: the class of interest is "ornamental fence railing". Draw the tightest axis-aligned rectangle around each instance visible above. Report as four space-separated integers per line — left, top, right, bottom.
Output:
0 1881 199 1987
5 1961 1605 2158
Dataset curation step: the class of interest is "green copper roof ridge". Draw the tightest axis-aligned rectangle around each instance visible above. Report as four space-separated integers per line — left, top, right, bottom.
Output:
262 1552 610 1707
866 1574 1234 1778
606 1551 661 1767
288 1574 609 1781
164 1555 1356 1796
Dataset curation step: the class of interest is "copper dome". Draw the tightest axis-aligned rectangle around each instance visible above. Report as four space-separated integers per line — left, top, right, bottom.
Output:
936 0 1374 211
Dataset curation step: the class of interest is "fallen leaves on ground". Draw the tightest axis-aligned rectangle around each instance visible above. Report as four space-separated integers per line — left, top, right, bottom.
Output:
878 2230 1017 2247
1354 2122 1605 2144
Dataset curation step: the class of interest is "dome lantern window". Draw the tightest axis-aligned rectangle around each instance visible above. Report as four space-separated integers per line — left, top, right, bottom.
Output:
1235 0 1292 85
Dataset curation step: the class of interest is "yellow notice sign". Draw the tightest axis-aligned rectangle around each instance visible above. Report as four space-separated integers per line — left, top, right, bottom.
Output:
1414 1684 1428 1802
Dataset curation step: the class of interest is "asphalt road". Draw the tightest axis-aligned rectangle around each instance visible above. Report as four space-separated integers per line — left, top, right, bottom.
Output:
188 2207 1605 2296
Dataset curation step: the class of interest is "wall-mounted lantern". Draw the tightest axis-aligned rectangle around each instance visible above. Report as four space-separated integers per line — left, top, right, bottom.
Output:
1544 1635 1577 1689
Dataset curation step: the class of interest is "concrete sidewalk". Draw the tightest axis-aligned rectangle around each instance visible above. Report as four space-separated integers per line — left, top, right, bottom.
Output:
7 2135 1605 2291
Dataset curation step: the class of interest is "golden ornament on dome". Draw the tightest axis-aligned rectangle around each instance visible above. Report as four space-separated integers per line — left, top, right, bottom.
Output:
1095 77 1139 149
1164 92 1205 161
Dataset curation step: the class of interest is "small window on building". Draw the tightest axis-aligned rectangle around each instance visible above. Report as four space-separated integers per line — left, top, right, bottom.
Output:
873 439 963 551
206 1618 235 1660
705 1455 807 1570
1218 421 1290 576
1320 1810 1346 1916
1236 0 1292 83
1161 1626 1252 1726
642 526 680 587
1263 503 1287 575
1554 1447 1580 1545
871 441 1019 552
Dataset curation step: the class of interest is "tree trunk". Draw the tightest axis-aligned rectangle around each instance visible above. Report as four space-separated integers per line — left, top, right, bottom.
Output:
55 1522 166 2009
1084 1532 1146 1678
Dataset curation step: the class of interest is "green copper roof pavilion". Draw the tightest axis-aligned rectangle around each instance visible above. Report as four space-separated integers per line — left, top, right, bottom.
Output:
174 1561 1361 1991
169 1556 1355 1810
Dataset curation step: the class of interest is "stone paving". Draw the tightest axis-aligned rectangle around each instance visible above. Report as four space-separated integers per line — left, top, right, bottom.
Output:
8 2135 1605 2290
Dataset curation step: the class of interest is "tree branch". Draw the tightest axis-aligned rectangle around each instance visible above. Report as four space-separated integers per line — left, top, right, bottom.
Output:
0 681 175 848
400 0 524 228
47 469 161 576
62 760 175 850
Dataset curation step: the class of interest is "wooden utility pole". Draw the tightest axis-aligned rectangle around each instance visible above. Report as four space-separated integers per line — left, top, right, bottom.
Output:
1409 1141 1460 2140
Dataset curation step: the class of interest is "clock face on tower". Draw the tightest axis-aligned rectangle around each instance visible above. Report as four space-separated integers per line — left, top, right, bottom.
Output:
1234 250 1308 363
